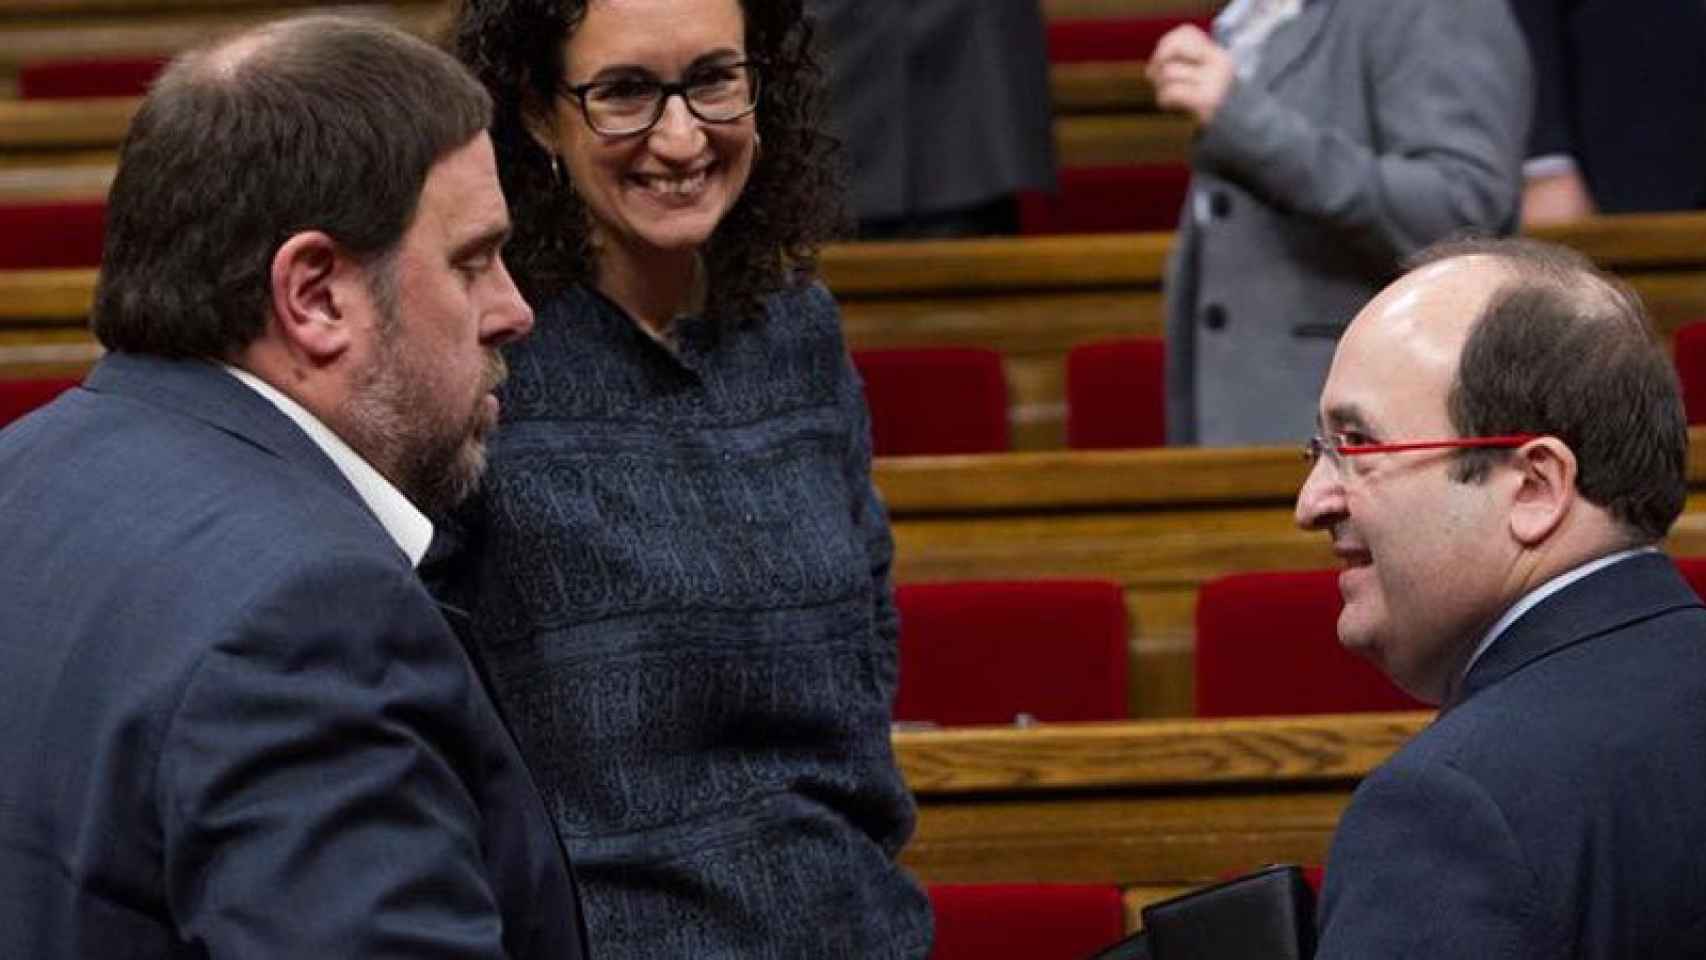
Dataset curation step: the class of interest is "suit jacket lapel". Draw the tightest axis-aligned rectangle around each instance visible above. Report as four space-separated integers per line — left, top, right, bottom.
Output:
1448 552 1702 711
83 352 366 516
1251 0 1334 90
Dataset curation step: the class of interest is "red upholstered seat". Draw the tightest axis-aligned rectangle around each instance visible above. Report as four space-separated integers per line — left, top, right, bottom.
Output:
1018 164 1189 235
18 57 167 99
1195 569 1427 717
1674 556 1706 599
1672 322 1706 424
851 347 1009 457
928 884 1126 960
0 201 107 269
894 579 1128 725
1065 336 1166 449
0 377 80 427
1047 16 1215 63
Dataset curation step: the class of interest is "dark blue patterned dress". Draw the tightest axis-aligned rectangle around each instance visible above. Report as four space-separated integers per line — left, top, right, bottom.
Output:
450 281 933 959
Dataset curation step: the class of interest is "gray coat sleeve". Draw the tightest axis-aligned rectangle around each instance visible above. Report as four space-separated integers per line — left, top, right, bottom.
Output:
1195 0 1532 261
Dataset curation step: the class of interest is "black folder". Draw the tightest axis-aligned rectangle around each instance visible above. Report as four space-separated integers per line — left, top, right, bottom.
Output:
1083 864 1317 960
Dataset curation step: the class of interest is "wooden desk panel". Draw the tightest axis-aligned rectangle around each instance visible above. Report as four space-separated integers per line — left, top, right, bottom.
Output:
1042 0 1221 19
895 712 1431 891
0 3 447 76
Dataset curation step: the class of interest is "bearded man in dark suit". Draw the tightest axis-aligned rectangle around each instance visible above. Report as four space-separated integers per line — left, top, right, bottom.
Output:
0 14 587 958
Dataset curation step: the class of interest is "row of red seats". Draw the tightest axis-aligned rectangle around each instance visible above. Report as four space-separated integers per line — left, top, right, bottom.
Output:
904 555 1706 725
852 341 1163 457
855 327 1706 458
893 572 1419 729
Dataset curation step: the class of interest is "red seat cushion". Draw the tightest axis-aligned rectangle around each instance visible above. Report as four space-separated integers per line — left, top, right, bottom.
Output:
1195 570 1428 717
928 884 1127 960
852 347 1009 457
1673 322 1706 425
0 201 107 268
0 377 80 427
1018 164 1190 235
1673 556 1706 599
895 579 1128 725
1047 16 1215 63
17 56 167 99
1065 336 1166 449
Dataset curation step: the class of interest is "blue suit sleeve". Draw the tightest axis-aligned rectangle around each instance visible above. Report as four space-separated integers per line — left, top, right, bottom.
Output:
158 556 512 958
1317 758 1546 959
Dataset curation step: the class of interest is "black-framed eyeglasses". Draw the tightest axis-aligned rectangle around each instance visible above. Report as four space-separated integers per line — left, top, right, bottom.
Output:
560 61 760 137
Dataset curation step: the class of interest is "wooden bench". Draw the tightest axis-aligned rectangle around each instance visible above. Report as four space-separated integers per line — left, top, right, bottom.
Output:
0 98 1189 176
6 213 1706 447
1044 0 1221 18
895 710 1432 920
0 1 446 95
875 435 1706 717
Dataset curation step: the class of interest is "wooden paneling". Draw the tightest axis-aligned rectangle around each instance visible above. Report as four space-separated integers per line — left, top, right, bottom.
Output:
7 214 1706 446
1052 61 1154 114
895 711 1430 894
0 103 1187 173
0 3 447 76
1043 0 1222 19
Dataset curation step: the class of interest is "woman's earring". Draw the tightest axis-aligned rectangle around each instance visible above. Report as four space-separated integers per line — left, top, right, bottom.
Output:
550 151 566 186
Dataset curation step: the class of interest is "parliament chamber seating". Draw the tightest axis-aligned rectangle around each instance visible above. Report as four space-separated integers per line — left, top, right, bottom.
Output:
1195 569 1426 717
927 883 1126 960
1672 322 1706 425
0 375 78 426
1064 336 1166 450
1046 15 1212 63
18 56 163 99
0 200 104 268
852 347 1010 457
893 579 1128 725
1018 164 1188 235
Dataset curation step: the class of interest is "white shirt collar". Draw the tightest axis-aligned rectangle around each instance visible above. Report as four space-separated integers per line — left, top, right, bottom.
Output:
222 364 434 568
1462 546 1657 679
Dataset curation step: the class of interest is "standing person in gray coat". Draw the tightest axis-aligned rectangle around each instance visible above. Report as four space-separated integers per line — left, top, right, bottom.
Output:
1150 0 1531 446
807 0 1057 238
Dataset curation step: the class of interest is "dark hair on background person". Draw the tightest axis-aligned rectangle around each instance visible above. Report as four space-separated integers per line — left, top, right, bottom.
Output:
93 14 492 359
447 0 845 324
1414 237 1688 543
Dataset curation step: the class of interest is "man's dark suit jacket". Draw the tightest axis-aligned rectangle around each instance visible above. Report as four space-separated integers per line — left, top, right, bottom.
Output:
0 353 587 958
1317 551 1706 956
1511 0 1706 213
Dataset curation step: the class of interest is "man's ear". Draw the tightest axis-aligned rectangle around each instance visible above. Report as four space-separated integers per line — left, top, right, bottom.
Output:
268 231 354 365
1508 437 1577 546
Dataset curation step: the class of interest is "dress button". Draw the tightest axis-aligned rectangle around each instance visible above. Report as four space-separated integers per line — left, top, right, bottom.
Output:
1202 303 1228 331
1209 190 1233 219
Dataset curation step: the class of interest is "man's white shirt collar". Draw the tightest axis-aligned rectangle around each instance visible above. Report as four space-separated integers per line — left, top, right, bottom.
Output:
1463 546 1658 679
223 364 434 568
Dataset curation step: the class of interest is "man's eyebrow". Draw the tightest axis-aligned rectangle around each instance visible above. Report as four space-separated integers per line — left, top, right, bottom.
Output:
450 221 511 263
1322 403 1374 433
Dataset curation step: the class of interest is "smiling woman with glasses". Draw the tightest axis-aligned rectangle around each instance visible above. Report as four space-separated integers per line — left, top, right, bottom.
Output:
444 1 931 958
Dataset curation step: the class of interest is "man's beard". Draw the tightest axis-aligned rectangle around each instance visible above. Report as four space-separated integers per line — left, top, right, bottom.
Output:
342 321 506 516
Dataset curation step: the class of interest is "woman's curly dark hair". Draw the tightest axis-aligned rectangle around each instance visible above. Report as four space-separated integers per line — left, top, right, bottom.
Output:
447 0 846 325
